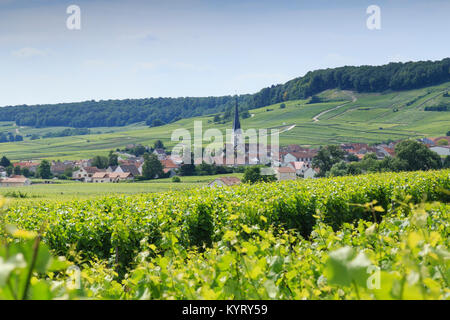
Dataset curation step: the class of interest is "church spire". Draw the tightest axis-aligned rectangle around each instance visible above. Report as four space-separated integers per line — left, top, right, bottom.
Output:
232 97 242 149
233 97 241 131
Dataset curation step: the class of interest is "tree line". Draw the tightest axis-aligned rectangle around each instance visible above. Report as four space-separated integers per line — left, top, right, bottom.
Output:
0 58 448 129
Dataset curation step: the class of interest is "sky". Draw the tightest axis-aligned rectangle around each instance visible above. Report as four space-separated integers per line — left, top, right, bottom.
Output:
0 0 449 106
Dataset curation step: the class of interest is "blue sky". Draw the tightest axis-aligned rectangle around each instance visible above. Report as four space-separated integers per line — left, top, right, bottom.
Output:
0 0 449 106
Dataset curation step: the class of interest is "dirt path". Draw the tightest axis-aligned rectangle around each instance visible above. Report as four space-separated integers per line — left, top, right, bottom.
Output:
312 94 357 122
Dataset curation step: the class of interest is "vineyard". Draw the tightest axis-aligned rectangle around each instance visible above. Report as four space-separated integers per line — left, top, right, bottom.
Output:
0 170 449 300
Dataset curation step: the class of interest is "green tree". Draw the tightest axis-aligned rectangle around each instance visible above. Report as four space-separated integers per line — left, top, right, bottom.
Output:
0 156 11 167
242 166 275 184
179 164 196 176
108 151 119 167
92 155 109 169
21 167 31 178
443 156 450 169
395 140 442 171
37 160 52 179
328 161 349 177
154 140 165 150
142 154 164 180
241 110 251 119
13 166 21 175
312 145 346 177
347 153 359 162
151 119 165 127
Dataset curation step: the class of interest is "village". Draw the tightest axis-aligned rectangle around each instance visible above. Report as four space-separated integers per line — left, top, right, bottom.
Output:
0 134 448 188
1 101 449 188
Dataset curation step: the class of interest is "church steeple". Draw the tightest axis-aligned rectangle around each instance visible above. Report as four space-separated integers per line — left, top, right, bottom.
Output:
233 97 241 132
232 97 242 148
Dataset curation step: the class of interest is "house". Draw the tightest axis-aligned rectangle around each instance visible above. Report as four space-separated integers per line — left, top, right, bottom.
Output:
92 172 133 183
287 161 309 176
51 160 74 175
114 165 141 178
13 161 40 173
431 136 450 146
0 175 31 187
109 172 134 182
430 146 450 157
274 167 296 181
161 159 179 177
72 166 105 182
283 150 317 165
92 172 111 183
304 167 318 179
106 165 118 173
208 177 241 187
153 149 167 160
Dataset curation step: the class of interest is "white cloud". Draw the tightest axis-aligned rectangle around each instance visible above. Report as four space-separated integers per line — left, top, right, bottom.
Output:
11 47 48 58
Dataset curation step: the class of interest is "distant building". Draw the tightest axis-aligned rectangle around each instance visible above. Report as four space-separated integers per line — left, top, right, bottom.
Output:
430 146 450 157
304 167 318 179
153 149 167 160
92 172 133 183
72 166 105 182
287 161 309 176
282 150 317 164
51 160 75 175
13 161 40 173
274 167 296 181
114 165 140 177
0 175 31 187
208 176 241 187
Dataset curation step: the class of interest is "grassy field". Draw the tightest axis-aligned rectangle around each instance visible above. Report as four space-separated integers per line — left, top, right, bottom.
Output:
0 173 243 205
0 82 449 160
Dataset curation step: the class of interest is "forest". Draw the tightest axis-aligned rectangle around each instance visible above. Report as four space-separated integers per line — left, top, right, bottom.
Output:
0 58 448 128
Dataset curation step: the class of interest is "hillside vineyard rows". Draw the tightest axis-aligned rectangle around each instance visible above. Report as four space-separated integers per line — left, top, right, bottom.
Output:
1 170 449 299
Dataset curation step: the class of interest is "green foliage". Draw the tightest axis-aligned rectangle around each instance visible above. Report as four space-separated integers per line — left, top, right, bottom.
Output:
0 156 11 168
1 170 449 300
108 151 118 167
3 170 449 271
153 140 164 150
142 154 163 180
37 160 52 179
92 155 109 169
312 145 346 177
242 166 275 184
395 140 442 171
171 176 181 183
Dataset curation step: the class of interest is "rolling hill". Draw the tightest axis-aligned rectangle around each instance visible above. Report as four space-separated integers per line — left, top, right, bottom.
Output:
0 81 449 161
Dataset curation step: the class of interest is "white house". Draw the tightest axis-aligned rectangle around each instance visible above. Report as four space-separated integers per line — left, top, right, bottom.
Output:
287 161 308 176
92 172 111 183
274 167 296 181
304 167 318 179
430 146 450 157
0 175 31 187
72 167 104 182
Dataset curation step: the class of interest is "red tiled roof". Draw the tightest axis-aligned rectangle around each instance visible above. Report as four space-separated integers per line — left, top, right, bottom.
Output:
213 177 241 186
276 167 296 173
161 159 179 169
